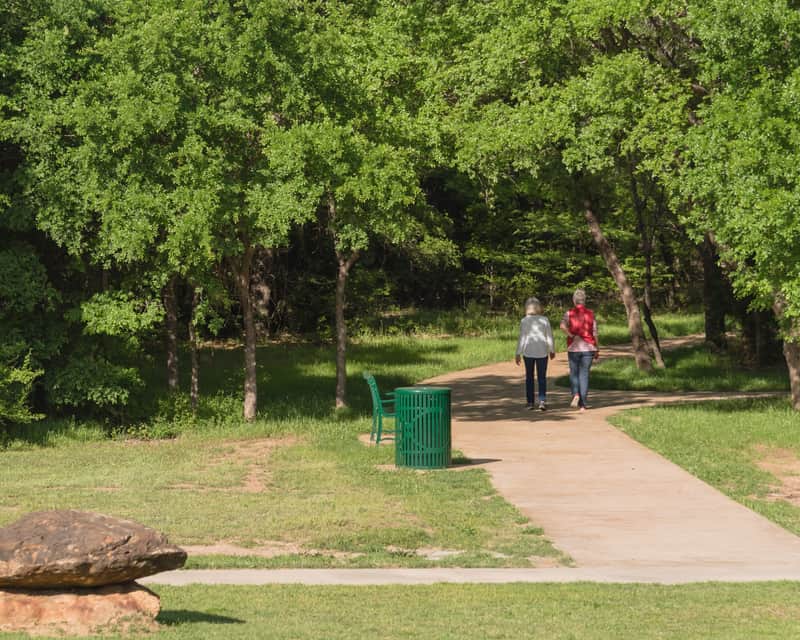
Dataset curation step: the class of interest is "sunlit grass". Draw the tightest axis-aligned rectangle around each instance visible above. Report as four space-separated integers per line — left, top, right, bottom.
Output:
5 583 800 639
612 399 800 535
0 311 704 569
573 344 789 392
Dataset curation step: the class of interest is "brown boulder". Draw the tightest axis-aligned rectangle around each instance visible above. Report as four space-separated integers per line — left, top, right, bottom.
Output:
0 510 186 588
0 582 160 636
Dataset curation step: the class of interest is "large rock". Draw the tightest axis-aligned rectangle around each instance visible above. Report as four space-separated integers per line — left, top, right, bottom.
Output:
0 510 187 588
0 582 160 636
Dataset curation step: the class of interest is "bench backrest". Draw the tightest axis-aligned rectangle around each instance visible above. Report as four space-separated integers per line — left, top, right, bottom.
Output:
362 372 383 411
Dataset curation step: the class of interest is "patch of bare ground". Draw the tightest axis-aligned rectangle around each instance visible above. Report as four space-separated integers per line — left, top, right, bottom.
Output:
182 542 363 560
358 433 395 447
169 437 298 494
528 556 563 568
384 546 464 560
753 444 800 505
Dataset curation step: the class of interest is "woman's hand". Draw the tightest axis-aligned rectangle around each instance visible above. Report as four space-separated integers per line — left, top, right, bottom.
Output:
515 355 521 366
549 352 556 360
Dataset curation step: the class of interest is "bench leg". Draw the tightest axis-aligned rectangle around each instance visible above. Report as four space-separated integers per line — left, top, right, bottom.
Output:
376 415 384 444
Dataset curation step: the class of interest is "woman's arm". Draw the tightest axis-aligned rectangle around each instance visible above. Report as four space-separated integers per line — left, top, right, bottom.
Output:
515 319 526 365
559 312 571 336
546 319 555 356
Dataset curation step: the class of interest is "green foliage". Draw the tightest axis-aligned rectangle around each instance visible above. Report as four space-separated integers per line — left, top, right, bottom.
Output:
0 350 42 428
679 74 800 320
1 0 797 422
79 291 163 340
44 352 143 414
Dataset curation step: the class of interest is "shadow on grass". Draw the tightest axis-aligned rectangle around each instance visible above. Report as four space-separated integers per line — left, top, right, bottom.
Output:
550 344 788 394
158 610 245 626
631 397 790 414
6 339 461 447
190 340 459 417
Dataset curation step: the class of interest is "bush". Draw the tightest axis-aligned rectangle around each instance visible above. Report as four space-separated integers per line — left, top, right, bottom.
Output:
0 349 43 427
45 353 144 417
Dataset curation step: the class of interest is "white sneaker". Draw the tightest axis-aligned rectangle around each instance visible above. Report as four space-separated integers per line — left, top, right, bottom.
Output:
538 401 547 411
570 395 580 408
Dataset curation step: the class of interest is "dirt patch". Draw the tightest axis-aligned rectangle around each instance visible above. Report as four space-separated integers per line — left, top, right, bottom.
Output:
358 433 395 446
753 445 800 505
528 555 563 568
183 541 363 560
384 546 464 560
213 438 297 493
169 437 297 494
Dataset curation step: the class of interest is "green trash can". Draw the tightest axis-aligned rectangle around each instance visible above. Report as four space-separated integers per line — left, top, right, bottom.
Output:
394 386 451 469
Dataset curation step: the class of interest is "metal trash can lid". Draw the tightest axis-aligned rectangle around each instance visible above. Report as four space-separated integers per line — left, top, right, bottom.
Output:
394 386 450 394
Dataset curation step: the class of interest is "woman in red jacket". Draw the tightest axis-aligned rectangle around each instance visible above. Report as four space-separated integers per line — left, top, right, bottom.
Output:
560 289 599 412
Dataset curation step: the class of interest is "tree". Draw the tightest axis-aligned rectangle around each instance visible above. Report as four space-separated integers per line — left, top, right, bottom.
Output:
673 1 800 408
18 0 317 421
299 3 432 408
428 2 694 369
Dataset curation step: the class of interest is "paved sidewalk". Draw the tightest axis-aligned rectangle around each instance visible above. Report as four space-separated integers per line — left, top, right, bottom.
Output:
142 563 800 587
146 338 800 586
426 340 800 571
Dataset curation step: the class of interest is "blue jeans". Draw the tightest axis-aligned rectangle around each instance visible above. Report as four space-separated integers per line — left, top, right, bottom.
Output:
523 356 548 405
568 351 594 408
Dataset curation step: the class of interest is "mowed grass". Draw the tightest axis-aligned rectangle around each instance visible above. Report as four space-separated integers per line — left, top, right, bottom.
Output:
0 311 702 568
557 344 789 393
3 583 800 639
0 334 568 568
612 399 800 535
0 433 564 568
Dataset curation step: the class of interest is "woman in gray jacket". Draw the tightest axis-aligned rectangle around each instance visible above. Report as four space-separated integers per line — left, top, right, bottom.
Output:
515 297 556 410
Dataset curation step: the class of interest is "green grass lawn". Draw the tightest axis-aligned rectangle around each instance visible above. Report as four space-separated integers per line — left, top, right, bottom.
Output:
0 332 574 569
612 398 800 535
0 311 702 569
0 431 564 569
556 344 789 392
4 583 800 639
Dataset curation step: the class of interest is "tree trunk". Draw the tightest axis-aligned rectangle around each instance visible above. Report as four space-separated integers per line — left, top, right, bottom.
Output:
583 199 652 371
251 247 274 338
334 250 359 410
629 169 665 368
163 276 179 392
700 233 727 350
233 247 257 421
773 298 800 410
188 286 200 414
785 339 800 411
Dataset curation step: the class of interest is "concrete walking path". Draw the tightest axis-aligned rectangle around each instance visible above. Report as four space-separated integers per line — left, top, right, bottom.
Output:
142 563 800 587
149 337 800 586
426 337 800 574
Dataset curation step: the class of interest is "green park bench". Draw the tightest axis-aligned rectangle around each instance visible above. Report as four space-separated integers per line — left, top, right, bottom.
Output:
363 372 396 444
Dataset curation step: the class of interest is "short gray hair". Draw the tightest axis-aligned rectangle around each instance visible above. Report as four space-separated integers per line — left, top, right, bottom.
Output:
573 289 587 306
524 297 543 315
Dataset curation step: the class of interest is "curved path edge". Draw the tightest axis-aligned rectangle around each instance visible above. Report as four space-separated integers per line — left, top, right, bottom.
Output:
142 564 800 586
148 337 800 586
424 336 800 571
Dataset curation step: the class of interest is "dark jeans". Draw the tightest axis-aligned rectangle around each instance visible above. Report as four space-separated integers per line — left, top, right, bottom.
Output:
568 351 594 408
523 356 548 405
